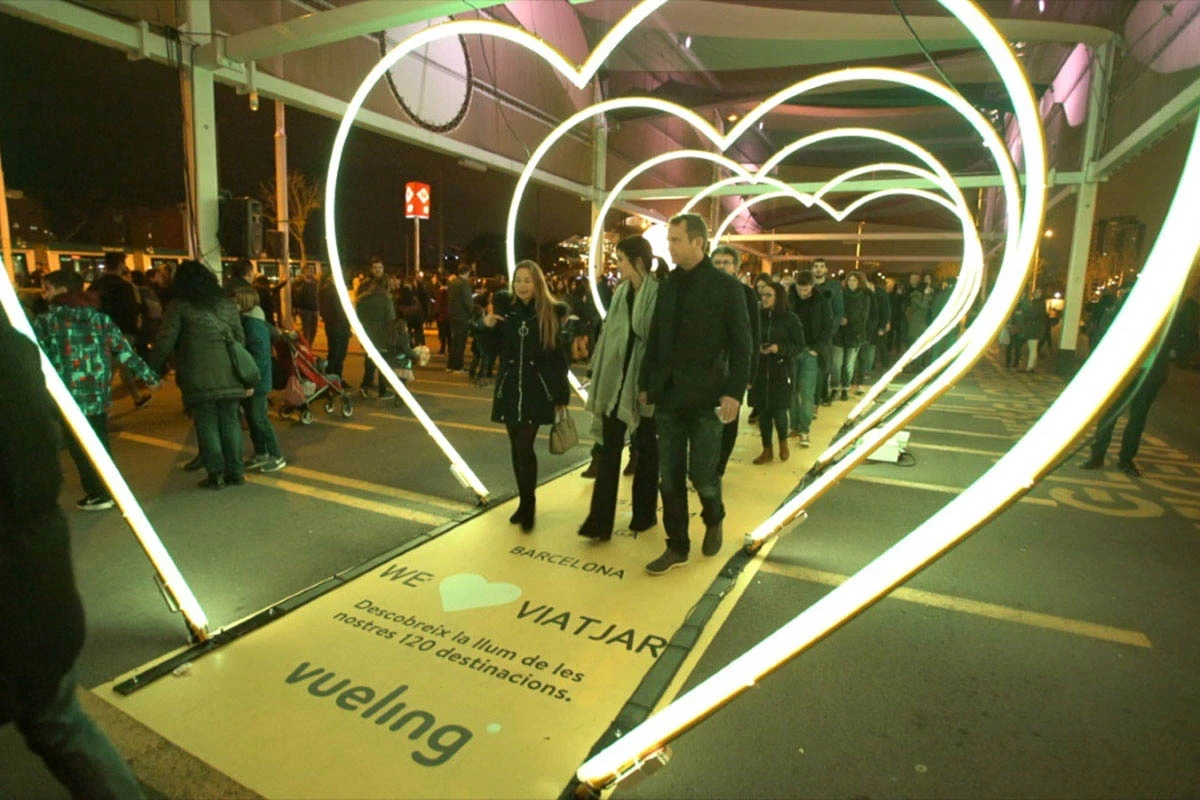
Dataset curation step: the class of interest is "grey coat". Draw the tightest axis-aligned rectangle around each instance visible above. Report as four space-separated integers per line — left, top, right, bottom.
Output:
152 298 249 406
356 287 396 352
585 277 659 438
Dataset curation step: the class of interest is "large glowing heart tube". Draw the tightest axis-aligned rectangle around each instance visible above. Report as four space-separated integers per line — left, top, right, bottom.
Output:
585 128 977 320
710 175 984 372
574 0 1046 790
510 64 1022 318
576 110 1200 800
0 261 209 640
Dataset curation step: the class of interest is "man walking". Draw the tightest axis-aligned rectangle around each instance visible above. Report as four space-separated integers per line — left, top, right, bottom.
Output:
711 244 760 477
810 258 842 405
639 214 752 575
447 264 474 374
89 251 150 408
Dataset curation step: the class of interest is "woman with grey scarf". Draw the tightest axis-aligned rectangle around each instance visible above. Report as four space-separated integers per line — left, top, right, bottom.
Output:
578 236 663 542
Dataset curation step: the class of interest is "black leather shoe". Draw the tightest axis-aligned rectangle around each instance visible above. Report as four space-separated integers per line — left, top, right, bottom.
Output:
182 454 204 472
198 474 226 490
1080 457 1104 470
581 457 600 479
628 518 657 533
509 506 525 525
1118 461 1142 477
701 521 723 557
521 504 536 533
577 520 611 542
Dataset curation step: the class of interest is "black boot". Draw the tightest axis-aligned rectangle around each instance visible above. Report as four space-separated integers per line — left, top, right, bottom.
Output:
520 499 536 533
581 455 600 479
623 448 639 477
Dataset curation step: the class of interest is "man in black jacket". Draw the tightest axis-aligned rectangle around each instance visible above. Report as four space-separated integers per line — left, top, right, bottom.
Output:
0 321 145 799
639 214 752 575
447 264 475 373
711 245 761 476
89 252 150 408
789 271 834 447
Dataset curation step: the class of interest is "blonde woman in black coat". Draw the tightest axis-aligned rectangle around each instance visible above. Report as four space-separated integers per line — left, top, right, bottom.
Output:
484 260 571 531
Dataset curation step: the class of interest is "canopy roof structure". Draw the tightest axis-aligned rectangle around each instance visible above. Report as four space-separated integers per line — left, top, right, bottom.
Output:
4 0 1198 268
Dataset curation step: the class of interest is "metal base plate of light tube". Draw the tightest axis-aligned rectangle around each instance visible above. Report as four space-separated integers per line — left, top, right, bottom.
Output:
0 261 210 641
574 0 1047 789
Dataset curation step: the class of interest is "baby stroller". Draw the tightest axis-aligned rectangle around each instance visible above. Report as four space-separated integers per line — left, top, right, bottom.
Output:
273 332 354 425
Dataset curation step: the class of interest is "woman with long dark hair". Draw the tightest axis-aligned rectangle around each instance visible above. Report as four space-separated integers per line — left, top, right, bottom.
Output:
749 280 804 464
484 260 571 531
578 235 662 541
151 260 248 489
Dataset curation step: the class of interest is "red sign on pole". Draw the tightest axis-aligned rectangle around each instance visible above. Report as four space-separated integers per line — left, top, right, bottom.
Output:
405 182 431 219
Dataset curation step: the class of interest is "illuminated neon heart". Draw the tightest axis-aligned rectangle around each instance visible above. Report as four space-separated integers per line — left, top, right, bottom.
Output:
505 65 1024 308
578 19 1200 799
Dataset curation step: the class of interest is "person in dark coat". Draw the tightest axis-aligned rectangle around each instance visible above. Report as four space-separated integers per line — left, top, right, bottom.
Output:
355 267 397 400
711 245 761 477
749 281 804 464
788 270 833 448
832 271 870 400
0 319 146 800
484 260 571 531
318 271 351 383
447 264 475 373
88 251 150 407
151 260 249 489
233 285 287 473
1083 287 1189 476
292 267 319 345
638 213 752 575
811 258 842 404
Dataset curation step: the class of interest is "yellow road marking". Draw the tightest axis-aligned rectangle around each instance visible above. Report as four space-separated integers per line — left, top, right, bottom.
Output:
117 432 470 514
757 561 1152 649
245 475 450 526
844 473 1057 506
1044 474 1135 490
906 425 1015 441
407 388 491 404
369 412 597 445
281 466 474 513
909 442 1006 457
309 417 374 431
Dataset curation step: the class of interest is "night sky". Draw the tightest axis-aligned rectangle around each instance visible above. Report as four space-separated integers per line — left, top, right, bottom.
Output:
0 12 590 270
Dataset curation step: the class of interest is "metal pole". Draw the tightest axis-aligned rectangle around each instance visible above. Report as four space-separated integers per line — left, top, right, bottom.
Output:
0 148 13 283
854 221 864 270
275 99 293 327
413 218 420 276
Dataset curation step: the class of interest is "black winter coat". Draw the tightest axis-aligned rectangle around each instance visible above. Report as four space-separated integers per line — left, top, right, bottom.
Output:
837 287 871 347
151 298 249 406
491 298 571 426
0 325 85 721
739 281 762 391
790 288 835 352
749 309 804 410
90 272 140 335
639 258 752 413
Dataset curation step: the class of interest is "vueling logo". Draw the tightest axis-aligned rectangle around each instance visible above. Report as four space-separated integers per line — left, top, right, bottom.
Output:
285 661 473 766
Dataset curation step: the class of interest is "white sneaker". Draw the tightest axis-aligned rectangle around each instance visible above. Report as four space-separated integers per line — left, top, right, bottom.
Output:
261 456 287 473
77 495 115 511
244 454 270 471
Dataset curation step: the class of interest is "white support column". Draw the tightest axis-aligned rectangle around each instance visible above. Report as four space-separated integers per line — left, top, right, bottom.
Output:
182 0 221 273
275 100 293 324
590 83 608 236
1058 42 1113 376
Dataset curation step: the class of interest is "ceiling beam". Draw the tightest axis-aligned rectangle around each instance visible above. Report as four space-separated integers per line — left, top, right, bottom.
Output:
1092 71 1200 181
619 171 1086 201
195 0 510 67
0 0 675 218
